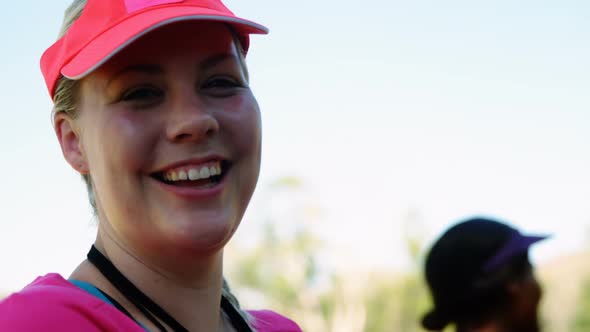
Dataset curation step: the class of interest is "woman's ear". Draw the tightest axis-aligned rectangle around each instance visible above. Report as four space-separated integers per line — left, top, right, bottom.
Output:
54 112 89 174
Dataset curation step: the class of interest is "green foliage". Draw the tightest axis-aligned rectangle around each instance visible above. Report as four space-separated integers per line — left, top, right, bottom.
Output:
230 217 321 306
571 277 590 332
269 176 303 189
362 228 430 332
229 176 586 332
363 276 402 332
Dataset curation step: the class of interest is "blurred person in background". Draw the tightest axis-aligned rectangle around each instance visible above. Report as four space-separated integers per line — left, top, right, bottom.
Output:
421 217 548 332
0 0 301 331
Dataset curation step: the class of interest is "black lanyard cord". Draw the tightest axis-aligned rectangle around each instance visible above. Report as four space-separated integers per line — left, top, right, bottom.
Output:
88 245 183 331
96 288 168 332
87 245 253 332
220 296 254 332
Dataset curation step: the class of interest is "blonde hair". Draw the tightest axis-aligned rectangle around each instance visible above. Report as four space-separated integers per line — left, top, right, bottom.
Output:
52 0 256 329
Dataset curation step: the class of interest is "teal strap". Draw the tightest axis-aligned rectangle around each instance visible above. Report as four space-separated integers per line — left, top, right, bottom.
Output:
69 279 149 331
70 279 113 304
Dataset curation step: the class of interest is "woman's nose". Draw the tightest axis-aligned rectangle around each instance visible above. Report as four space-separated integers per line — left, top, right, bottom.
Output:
165 93 220 143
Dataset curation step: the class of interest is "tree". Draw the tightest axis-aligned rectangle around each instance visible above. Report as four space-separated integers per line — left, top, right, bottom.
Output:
363 209 431 332
570 277 590 331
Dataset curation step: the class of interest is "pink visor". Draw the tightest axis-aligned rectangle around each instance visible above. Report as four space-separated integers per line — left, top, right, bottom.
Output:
40 0 268 99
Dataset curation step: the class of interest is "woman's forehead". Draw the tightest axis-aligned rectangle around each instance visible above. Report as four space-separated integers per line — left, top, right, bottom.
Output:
99 21 238 72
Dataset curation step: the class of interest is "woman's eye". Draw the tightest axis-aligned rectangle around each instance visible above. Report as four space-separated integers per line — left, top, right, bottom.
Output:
202 77 242 96
121 86 164 102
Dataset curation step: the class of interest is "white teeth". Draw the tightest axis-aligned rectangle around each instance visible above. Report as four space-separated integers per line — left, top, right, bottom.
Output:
162 161 222 182
188 168 200 180
199 167 210 178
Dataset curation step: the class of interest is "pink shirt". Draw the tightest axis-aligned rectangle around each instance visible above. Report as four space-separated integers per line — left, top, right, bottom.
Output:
0 274 302 332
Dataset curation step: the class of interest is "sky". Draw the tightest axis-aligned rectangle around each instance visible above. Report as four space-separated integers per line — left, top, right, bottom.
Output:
0 0 588 292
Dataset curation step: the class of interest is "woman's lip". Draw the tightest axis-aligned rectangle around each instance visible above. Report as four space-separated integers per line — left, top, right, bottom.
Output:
149 168 228 200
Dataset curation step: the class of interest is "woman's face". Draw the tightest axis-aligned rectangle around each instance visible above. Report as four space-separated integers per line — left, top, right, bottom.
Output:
67 21 261 256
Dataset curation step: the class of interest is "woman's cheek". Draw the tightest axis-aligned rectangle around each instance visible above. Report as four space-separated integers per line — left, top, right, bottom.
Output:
107 111 160 170
225 94 262 155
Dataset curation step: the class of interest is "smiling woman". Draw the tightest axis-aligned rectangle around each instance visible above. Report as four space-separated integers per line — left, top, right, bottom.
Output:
0 0 301 331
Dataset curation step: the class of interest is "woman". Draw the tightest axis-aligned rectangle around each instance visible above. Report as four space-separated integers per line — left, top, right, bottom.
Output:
421 217 548 332
0 0 302 331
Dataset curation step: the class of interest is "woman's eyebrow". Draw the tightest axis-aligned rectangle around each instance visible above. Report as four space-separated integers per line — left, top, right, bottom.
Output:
199 53 238 71
105 54 238 88
106 64 163 88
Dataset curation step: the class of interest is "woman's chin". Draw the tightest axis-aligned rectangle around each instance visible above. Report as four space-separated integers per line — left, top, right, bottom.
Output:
162 214 238 254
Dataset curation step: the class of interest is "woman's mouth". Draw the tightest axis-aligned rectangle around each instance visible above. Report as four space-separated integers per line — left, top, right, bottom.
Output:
151 160 230 188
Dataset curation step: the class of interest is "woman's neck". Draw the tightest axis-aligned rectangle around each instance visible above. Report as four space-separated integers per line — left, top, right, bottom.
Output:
70 233 227 332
